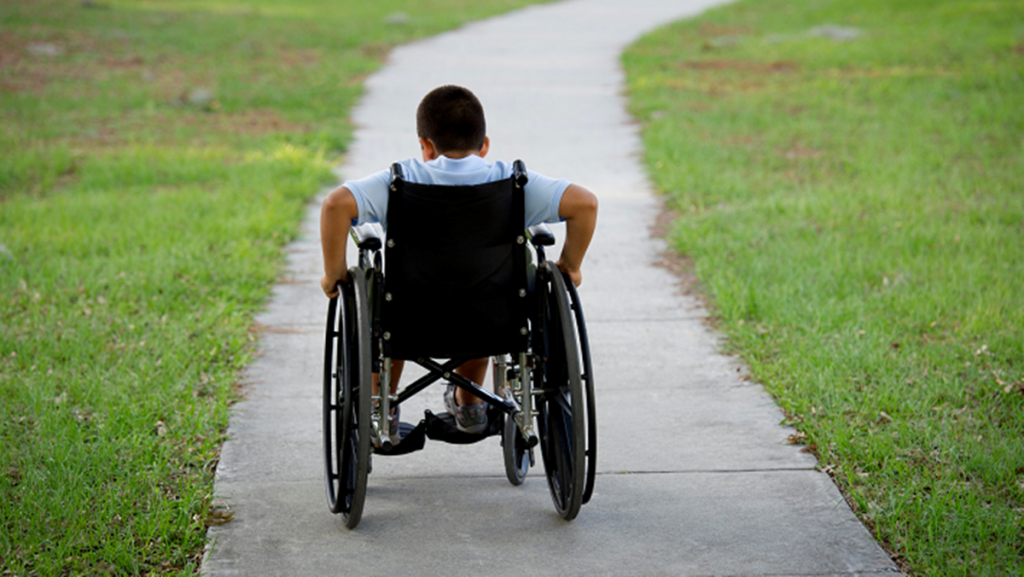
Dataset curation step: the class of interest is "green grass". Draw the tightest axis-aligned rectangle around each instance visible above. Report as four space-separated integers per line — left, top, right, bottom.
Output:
623 0 1023 574
0 0 550 574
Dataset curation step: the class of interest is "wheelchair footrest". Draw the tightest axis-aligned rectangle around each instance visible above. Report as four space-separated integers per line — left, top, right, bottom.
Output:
373 421 426 456
424 407 503 444
373 407 504 456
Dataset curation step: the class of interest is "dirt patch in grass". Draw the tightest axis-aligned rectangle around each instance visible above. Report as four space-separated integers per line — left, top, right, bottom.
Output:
0 68 50 93
0 34 52 93
55 108 309 151
678 59 800 73
359 42 393 61
782 141 824 160
0 33 124 94
699 22 755 37
0 31 27 68
277 46 323 68
189 109 307 136
100 55 146 70
650 200 704 299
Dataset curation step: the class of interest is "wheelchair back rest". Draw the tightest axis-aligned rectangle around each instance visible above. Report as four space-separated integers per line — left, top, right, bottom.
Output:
382 172 529 360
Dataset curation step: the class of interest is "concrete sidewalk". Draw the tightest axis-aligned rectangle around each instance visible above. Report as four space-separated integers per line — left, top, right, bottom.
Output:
204 0 899 574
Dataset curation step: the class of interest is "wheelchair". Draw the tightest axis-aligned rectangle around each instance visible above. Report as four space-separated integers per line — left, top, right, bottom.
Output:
322 161 597 529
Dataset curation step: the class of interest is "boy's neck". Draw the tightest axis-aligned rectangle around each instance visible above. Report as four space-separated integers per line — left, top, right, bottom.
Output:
419 136 490 162
438 151 478 160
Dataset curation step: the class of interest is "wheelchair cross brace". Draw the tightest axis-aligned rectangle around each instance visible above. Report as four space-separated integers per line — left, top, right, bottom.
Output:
373 353 539 452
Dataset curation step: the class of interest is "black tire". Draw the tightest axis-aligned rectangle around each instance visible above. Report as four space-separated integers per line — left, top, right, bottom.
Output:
503 413 529 486
323 288 345 513
536 263 586 520
565 278 597 504
323 272 371 528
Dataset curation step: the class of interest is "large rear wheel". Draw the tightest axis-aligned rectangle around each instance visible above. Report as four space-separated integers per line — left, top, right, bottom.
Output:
323 272 372 528
535 263 586 520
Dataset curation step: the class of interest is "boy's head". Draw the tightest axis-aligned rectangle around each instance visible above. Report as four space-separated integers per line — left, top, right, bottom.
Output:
416 85 487 157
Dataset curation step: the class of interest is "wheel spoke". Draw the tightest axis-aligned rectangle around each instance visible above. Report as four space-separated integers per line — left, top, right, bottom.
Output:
553 390 572 414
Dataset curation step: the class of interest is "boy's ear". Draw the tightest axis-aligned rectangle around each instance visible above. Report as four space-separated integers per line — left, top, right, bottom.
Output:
478 136 490 158
419 137 438 161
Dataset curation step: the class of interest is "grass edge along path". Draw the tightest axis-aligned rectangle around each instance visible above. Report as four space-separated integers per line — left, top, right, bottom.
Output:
0 1 552 574
623 0 1023 574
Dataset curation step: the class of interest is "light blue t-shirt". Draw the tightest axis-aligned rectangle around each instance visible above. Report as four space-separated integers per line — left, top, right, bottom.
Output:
343 155 569 230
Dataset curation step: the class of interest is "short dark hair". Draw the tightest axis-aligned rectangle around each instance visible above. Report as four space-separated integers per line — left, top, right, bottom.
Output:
416 85 486 154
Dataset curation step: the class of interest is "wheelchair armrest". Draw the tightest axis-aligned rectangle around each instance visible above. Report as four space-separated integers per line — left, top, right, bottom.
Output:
350 223 384 251
526 224 555 247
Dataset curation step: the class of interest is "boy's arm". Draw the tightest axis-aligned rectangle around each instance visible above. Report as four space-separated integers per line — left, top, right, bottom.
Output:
320 186 359 298
555 183 598 287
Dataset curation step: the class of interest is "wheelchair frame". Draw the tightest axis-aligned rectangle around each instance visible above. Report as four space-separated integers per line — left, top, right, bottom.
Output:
323 163 596 529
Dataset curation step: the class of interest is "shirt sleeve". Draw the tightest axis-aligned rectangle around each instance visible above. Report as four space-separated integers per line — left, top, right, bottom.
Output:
523 170 570 228
341 169 391 228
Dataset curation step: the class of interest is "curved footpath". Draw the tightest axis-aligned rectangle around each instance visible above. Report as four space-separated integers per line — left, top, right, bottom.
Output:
204 1 898 575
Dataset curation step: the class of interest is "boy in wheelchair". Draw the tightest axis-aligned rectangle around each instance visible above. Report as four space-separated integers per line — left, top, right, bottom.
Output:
319 84 598 442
